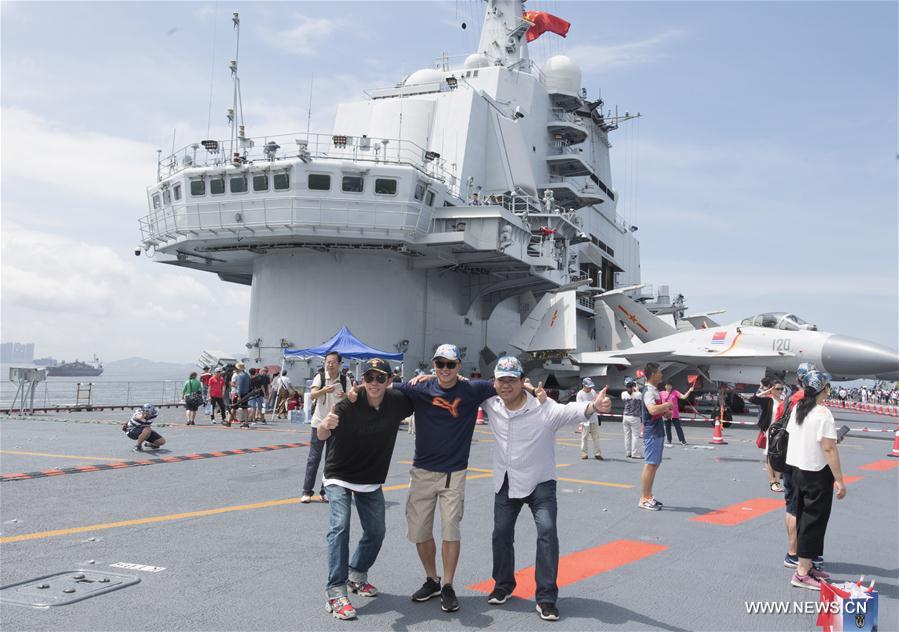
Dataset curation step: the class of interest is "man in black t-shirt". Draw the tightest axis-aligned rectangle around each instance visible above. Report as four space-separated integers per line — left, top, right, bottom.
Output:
317 358 414 621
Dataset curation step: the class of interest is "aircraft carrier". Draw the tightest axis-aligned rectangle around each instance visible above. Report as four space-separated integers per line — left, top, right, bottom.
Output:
137 0 648 380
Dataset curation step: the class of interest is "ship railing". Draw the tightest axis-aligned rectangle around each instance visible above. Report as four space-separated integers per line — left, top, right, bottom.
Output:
547 141 584 157
0 380 188 410
549 108 583 125
157 131 456 187
577 295 596 311
431 54 546 83
140 195 433 245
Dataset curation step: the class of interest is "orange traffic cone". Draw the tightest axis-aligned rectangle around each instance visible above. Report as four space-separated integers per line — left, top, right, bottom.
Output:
476 407 486 425
888 428 899 458
709 419 728 445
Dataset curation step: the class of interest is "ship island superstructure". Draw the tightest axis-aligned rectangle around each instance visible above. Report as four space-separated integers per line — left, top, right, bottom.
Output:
138 0 644 380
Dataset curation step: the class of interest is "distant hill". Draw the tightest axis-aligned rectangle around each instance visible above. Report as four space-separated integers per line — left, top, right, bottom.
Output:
104 357 198 379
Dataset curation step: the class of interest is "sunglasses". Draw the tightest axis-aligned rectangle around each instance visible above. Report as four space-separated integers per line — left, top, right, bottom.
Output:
773 387 784 391
363 373 388 384
434 360 457 369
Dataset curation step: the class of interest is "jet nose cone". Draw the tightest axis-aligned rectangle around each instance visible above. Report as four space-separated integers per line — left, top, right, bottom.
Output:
821 335 899 377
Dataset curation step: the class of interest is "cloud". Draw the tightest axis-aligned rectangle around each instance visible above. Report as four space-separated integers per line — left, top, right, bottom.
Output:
1 107 156 205
567 30 685 73
0 222 249 361
263 14 344 57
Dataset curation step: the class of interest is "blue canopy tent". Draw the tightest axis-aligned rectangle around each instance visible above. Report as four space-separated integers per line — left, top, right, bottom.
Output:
283 326 404 362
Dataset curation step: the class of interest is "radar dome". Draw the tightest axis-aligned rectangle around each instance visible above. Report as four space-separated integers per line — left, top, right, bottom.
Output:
541 55 582 94
404 68 444 86
463 53 490 69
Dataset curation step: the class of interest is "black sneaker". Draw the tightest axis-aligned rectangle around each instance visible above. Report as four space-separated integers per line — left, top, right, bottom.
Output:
132 444 143 452
411 576 441 602
440 584 459 612
536 602 560 621
487 587 510 605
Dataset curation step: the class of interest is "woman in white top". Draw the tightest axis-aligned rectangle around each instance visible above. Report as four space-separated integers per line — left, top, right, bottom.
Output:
784 370 846 591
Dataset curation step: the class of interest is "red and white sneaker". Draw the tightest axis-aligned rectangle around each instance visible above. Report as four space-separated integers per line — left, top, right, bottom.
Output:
347 579 379 597
325 596 357 620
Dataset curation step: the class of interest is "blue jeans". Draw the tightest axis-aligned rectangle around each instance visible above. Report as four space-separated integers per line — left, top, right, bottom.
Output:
325 484 386 597
492 477 559 604
303 426 326 495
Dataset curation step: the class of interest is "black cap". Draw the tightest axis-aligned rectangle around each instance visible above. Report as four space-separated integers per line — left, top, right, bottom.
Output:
363 358 390 375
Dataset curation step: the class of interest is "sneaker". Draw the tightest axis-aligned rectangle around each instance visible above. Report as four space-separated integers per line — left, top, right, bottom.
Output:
411 577 441 602
440 584 460 612
680 441 688 446
347 580 378 597
320 491 329 503
300 494 312 504
790 572 821 591
594 455 604 460
580 454 588 460
132 444 143 452
487 588 510 605
650 497 663 507
638 498 660 511
770 482 785 493
325 596 357 620
536 602 560 621
784 554 799 568
625 453 632 459
664 442 674 448
813 555 824 565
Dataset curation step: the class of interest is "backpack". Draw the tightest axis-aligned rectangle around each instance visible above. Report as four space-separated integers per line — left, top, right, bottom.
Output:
767 398 796 473
309 369 348 417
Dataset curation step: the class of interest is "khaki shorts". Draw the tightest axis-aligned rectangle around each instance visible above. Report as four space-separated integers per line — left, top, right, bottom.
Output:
405 466 467 543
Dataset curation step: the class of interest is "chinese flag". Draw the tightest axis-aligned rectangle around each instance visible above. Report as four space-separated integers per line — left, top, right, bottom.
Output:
523 10 571 43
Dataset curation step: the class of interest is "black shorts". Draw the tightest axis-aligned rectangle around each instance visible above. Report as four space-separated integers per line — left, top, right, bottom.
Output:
127 428 162 443
782 467 798 516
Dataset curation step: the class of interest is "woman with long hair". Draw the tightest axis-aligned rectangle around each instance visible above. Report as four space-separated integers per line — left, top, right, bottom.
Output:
785 370 846 590
751 377 784 492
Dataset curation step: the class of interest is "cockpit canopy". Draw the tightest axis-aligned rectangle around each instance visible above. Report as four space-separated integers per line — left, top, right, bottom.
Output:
740 312 817 331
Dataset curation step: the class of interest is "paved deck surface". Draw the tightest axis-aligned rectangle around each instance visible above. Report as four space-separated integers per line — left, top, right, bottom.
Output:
1 407 896 631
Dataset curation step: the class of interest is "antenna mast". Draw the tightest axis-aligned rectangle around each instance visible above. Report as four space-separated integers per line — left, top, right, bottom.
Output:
228 11 246 164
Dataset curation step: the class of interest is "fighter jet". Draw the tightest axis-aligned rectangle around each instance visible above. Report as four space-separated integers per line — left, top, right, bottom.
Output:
571 286 899 385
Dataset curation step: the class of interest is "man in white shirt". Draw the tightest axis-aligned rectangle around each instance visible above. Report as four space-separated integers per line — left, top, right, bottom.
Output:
576 378 603 460
480 356 611 622
302 352 347 503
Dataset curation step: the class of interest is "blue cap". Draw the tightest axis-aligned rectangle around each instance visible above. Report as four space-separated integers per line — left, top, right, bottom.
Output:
624 377 636 387
796 362 817 380
494 356 524 379
432 344 460 361
582 378 595 388
802 370 832 393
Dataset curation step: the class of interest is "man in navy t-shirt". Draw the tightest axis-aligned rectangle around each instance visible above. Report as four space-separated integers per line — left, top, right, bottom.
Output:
393 344 495 614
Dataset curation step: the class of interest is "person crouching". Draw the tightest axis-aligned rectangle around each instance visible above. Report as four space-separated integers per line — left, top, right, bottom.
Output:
124 404 165 452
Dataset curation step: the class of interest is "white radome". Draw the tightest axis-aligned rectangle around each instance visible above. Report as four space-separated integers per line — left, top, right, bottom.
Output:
463 53 491 69
404 68 445 85
541 55 582 95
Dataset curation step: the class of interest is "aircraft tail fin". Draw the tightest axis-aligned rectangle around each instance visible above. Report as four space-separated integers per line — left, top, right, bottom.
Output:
595 286 677 343
509 290 578 352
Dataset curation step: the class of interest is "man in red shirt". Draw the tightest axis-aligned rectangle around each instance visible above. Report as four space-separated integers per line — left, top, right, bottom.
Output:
207 367 227 423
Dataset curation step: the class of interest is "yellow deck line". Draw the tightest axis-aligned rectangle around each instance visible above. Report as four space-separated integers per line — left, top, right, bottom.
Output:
0 450 125 462
557 476 633 489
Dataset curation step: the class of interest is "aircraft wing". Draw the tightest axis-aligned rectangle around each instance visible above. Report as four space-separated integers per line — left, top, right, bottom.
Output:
682 310 726 330
595 285 677 343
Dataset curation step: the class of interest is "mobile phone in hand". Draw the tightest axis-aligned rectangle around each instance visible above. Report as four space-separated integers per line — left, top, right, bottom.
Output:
836 425 850 443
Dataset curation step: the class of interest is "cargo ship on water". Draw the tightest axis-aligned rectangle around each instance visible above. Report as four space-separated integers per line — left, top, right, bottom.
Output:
137 0 676 386
44 357 104 377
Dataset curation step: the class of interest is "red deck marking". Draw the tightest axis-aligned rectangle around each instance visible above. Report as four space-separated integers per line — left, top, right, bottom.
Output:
3 473 31 480
108 463 130 469
859 459 899 472
208 452 228 457
691 498 783 526
76 466 100 472
842 475 862 486
249 447 267 452
160 456 182 463
467 539 667 600
41 469 65 476
185 454 204 459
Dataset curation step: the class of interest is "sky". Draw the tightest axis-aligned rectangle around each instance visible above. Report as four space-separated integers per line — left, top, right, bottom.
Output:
1 1 896 364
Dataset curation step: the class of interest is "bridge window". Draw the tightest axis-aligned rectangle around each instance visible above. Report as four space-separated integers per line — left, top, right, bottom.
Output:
230 176 248 193
375 178 397 195
273 172 290 190
309 174 330 190
414 181 426 201
162 189 171 205
190 180 205 196
210 178 225 195
253 174 269 191
425 190 436 206
152 193 160 209
342 175 364 192
173 184 181 201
